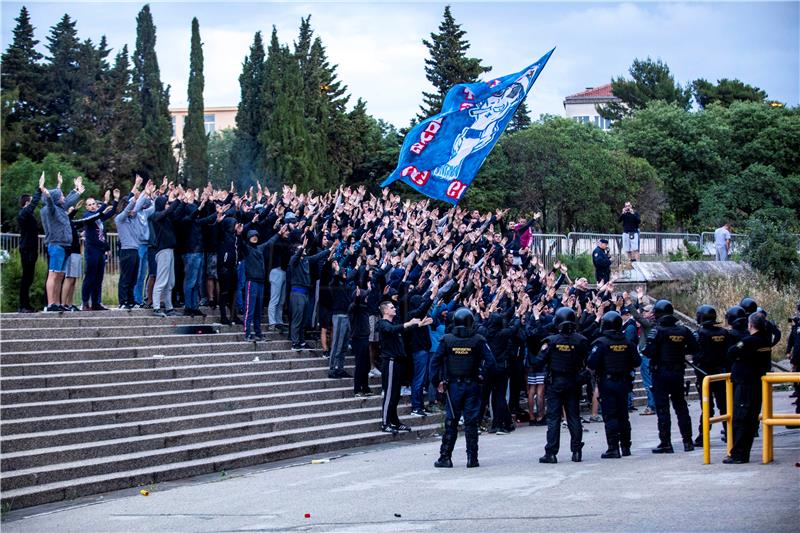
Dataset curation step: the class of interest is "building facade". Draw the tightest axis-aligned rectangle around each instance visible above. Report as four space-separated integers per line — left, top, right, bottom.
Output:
169 106 237 143
563 84 620 131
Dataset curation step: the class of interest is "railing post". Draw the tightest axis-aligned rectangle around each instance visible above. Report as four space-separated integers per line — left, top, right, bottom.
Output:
725 378 734 457
703 375 711 465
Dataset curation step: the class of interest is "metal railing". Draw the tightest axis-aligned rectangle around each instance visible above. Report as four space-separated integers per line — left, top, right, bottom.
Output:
760 372 800 464
701 373 734 464
1 233 121 276
699 232 747 257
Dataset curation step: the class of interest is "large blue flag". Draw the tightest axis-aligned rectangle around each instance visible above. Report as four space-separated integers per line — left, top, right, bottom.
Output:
382 48 554 204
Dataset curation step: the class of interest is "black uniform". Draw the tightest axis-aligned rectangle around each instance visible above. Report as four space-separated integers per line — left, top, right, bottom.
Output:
17 191 41 311
592 245 611 284
788 318 800 411
529 331 590 459
376 317 411 429
727 332 772 462
644 315 699 449
693 325 732 443
588 331 641 454
430 326 496 463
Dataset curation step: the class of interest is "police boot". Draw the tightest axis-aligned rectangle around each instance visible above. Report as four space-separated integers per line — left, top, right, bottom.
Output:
571 443 584 463
683 439 695 452
466 452 479 468
434 455 453 468
539 454 557 464
601 440 621 459
652 432 674 454
621 445 631 457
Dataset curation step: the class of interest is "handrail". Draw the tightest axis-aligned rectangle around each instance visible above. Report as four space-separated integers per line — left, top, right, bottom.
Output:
702 373 733 464
760 372 800 464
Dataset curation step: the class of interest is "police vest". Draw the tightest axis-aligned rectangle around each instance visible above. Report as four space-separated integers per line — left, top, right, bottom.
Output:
657 325 692 367
546 333 585 374
596 334 633 374
696 326 729 371
442 333 484 380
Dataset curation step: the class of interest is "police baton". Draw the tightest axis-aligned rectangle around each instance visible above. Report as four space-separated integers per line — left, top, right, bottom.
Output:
685 357 707 376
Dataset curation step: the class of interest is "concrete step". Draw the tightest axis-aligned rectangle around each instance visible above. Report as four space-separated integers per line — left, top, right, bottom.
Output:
1 416 442 491
2 404 413 471
1 394 386 452
1 382 375 433
1 323 246 340
1 350 336 377
0 313 227 329
0 423 440 510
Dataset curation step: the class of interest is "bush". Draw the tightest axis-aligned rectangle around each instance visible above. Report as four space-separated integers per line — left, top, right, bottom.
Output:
0 249 47 311
741 216 800 286
655 270 799 360
668 239 704 261
557 253 594 281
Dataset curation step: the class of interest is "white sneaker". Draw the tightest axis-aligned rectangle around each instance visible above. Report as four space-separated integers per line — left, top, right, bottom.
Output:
400 386 411 397
368 368 381 378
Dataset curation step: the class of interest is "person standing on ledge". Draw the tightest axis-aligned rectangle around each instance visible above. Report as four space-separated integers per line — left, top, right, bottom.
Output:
619 201 641 262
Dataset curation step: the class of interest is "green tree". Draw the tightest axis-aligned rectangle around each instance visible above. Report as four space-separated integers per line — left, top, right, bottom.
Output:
1 6 45 164
418 5 491 120
506 101 531 133
692 78 767 108
232 31 266 190
742 216 800 286
41 14 81 151
182 17 207 187
132 4 176 180
207 129 236 187
599 57 691 121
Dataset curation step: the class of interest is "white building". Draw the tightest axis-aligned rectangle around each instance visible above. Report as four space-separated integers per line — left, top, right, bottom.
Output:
169 105 238 143
563 84 619 131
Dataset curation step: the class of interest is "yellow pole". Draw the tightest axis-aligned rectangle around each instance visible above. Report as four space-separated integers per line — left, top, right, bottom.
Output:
725 378 734 457
762 378 771 464
702 375 711 465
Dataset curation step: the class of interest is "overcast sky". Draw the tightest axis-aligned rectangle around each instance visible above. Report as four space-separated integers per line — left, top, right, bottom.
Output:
2 1 798 127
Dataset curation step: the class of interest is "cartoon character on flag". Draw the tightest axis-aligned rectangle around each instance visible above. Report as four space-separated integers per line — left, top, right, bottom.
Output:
382 49 554 204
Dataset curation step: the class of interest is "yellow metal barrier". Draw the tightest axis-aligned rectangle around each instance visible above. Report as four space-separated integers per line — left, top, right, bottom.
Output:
702 373 733 464
761 372 800 464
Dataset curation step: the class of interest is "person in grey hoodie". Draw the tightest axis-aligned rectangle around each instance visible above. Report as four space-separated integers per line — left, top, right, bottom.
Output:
115 184 149 309
39 173 83 312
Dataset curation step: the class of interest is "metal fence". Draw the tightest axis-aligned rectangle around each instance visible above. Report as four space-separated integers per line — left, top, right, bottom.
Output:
1 234 121 276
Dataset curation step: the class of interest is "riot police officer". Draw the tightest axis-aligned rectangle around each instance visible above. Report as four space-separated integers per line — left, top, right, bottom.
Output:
430 307 496 468
644 299 699 453
693 305 732 446
740 297 782 347
587 311 641 459
725 312 773 463
529 307 590 463
725 305 748 343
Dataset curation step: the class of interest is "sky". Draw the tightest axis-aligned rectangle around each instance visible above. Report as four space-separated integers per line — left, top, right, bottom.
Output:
2 1 798 128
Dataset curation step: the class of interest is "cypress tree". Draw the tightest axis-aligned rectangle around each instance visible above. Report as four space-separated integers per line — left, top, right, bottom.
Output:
507 101 532 133
1 6 45 163
418 5 491 120
183 17 207 187
132 4 176 180
232 31 265 189
42 13 81 150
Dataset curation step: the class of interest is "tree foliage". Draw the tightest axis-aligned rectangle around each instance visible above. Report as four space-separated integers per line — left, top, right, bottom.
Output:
692 78 767 109
742 216 800 287
182 17 207 187
599 57 691 121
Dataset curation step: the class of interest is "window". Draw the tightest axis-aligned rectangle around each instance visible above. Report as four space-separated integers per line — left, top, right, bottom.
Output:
171 116 176 137
204 114 216 135
574 115 590 125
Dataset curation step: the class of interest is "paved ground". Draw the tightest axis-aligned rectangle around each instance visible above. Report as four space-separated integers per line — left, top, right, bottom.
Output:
4 392 799 532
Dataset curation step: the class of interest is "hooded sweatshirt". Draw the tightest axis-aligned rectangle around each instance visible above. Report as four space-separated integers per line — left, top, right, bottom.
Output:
41 188 81 246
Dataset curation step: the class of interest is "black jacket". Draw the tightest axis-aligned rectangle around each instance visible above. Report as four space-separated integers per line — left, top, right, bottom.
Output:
17 191 41 251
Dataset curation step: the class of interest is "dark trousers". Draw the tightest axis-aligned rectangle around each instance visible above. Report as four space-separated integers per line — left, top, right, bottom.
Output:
490 368 513 431
653 368 693 444
289 290 308 344
243 280 263 337
19 248 37 310
695 369 727 438
381 357 404 427
599 378 632 448
545 377 583 456
441 380 481 458
509 356 526 414
218 264 238 322
82 247 105 307
352 337 370 394
118 249 139 307
730 380 762 461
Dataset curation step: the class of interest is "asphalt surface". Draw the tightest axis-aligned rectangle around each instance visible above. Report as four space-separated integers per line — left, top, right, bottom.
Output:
3 392 799 533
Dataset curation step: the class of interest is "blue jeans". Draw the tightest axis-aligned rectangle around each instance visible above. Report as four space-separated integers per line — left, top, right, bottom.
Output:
182 252 203 310
411 350 431 411
134 243 148 304
640 355 655 410
243 280 264 337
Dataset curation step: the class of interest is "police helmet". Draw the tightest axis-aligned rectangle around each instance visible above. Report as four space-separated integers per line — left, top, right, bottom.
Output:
653 299 674 319
725 305 746 326
601 311 623 332
453 307 475 330
696 305 718 326
739 297 757 315
553 307 577 332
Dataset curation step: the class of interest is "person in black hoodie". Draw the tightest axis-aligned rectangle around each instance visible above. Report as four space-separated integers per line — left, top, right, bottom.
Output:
180 192 218 316
16 188 42 312
406 278 440 417
287 234 329 350
349 283 373 396
215 210 242 325
328 259 353 378
150 190 183 316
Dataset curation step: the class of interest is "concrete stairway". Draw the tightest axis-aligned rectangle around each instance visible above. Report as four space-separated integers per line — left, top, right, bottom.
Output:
0 309 441 510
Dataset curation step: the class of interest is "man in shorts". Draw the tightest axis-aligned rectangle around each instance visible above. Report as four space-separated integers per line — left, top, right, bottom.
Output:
619 201 641 262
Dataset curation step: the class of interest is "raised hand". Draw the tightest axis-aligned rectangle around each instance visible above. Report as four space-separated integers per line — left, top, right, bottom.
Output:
39 171 46 192
104 190 111 203
112 188 121 201
57 172 63 188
